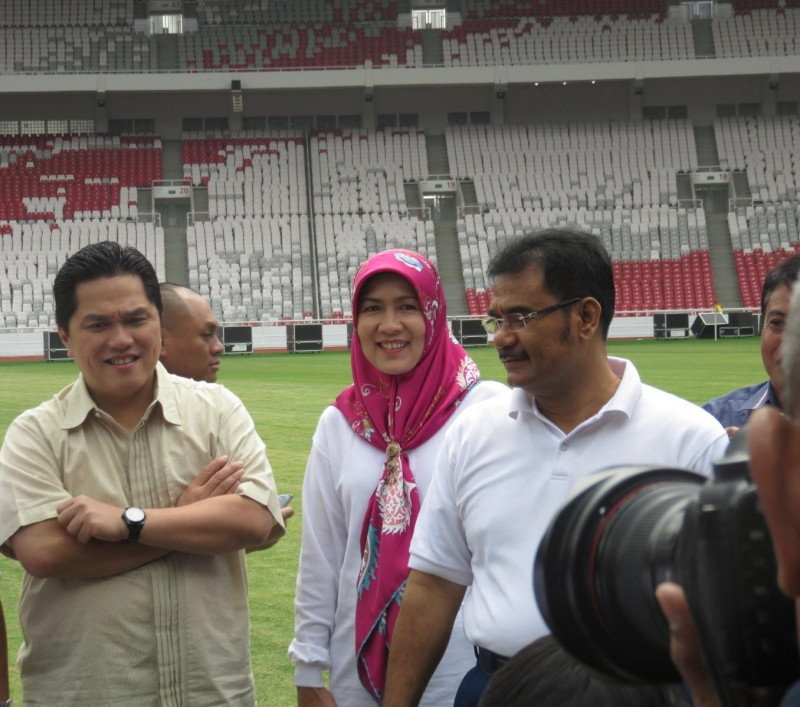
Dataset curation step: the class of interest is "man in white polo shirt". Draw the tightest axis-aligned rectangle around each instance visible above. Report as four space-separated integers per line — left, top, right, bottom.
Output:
383 230 729 707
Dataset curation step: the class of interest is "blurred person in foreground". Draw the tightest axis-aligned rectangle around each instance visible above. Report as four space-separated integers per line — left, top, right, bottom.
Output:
382 230 729 707
478 635 687 707
703 256 800 436
0 593 7 707
658 276 800 707
159 282 295 530
0 241 284 706
288 250 508 706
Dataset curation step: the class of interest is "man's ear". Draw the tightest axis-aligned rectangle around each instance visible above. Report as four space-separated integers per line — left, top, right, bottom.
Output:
576 297 602 340
57 326 71 356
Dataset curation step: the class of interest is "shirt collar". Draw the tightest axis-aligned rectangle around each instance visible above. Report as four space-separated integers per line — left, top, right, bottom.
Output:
60 361 182 430
508 356 641 423
738 380 779 413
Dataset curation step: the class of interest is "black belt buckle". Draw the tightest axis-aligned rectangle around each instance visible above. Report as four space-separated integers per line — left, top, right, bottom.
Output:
477 647 509 675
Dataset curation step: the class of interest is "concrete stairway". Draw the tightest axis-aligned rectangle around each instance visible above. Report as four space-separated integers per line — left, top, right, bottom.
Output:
694 126 720 167
461 180 478 206
733 172 752 201
421 28 444 66
156 35 179 71
677 174 694 202
691 19 716 57
426 134 450 177
157 139 190 285
434 220 468 315
164 228 189 285
405 182 422 211
707 213 742 308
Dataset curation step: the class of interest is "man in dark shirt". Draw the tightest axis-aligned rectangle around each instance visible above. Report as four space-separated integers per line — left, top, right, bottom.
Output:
703 256 800 435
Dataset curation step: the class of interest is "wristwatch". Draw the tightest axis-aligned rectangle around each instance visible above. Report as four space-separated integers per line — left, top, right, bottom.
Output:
121 507 146 541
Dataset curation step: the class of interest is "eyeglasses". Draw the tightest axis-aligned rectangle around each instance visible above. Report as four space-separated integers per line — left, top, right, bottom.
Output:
481 298 583 334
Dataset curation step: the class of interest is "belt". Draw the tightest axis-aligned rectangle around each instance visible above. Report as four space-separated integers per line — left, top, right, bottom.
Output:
476 647 510 675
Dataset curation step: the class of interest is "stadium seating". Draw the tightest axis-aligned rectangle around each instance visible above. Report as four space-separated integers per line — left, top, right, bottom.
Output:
457 207 714 315
0 219 165 329
729 204 800 307
186 216 315 322
443 15 694 67
0 0 132 28
179 24 421 70
713 8 800 58
449 121 697 210
310 128 427 215
314 213 436 319
0 134 161 222
182 132 307 218
0 27 157 73
457 0 666 19
715 116 800 203
195 0 399 26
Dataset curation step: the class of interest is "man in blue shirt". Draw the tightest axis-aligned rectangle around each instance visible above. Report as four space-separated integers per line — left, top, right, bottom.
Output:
658 274 800 707
703 256 800 435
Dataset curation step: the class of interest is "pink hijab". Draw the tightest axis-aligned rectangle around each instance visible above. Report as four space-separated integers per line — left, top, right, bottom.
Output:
334 249 481 703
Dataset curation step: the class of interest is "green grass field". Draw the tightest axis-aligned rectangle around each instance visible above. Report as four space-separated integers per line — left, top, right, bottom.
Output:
0 339 767 705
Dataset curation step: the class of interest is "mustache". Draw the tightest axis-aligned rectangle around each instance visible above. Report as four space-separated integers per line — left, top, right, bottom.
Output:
497 348 529 361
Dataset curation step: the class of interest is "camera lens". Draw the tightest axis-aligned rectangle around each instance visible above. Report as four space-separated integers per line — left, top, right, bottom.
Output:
534 466 707 683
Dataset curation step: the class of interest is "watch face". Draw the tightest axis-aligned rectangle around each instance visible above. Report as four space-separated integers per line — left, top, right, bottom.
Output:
126 507 145 523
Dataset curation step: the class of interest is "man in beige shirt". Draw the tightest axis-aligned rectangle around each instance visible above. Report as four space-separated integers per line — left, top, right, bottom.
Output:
0 241 285 707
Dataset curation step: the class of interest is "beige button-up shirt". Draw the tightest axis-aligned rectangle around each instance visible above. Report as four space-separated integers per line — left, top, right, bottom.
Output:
0 363 285 707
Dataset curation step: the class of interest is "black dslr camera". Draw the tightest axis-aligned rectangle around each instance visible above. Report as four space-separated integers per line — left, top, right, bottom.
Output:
534 440 799 705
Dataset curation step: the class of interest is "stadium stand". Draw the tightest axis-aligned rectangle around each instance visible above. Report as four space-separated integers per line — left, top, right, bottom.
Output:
308 128 433 318
178 24 421 70
184 130 315 322
0 220 165 329
0 26 157 73
442 15 694 67
457 0 666 19
310 128 427 215
195 0 399 25
186 215 315 322
448 121 697 210
715 116 800 204
457 207 714 315
729 204 800 308
449 121 709 314
0 133 161 221
182 132 307 218
0 0 133 28
713 8 800 59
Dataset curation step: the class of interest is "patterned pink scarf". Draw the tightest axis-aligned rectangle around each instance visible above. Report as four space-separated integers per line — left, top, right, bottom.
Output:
334 249 481 703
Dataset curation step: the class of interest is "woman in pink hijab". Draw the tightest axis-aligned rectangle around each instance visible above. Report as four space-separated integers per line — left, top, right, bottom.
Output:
290 250 506 706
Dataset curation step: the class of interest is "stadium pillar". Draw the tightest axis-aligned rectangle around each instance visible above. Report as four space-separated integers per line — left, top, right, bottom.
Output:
763 74 779 117
491 85 506 125
630 79 643 121
95 91 108 132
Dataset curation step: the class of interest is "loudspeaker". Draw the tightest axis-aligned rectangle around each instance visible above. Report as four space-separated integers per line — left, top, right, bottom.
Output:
287 324 323 353
231 80 242 90
43 331 72 361
691 312 728 339
222 325 253 354
451 319 488 347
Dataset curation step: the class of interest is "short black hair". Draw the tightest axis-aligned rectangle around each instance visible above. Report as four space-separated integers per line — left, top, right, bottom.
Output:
487 229 615 339
761 255 800 317
479 636 687 707
54 241 162 334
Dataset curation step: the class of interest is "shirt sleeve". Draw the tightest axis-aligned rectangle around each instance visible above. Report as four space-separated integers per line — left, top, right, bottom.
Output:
0 411 72 547
288 417 349 687
216 388 285 536
408 425 473 587
685 428 731 477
